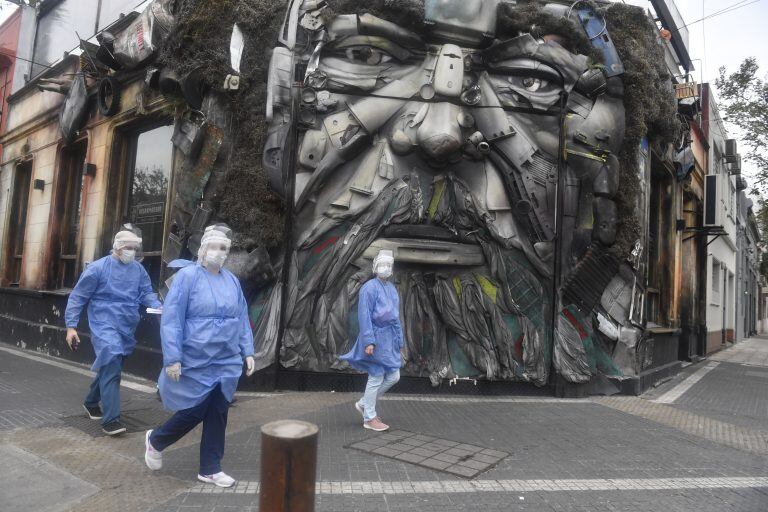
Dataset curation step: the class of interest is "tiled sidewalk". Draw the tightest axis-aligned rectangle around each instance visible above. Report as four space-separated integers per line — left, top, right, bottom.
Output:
1 343 768 511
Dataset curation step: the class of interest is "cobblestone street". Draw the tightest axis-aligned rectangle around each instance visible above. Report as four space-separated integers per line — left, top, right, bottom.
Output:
2 337 768 511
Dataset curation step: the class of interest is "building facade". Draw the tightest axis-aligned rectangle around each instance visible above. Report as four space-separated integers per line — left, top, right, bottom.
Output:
735 197 761 341
0 0 757 394
0 0 175 377
700 83 740 353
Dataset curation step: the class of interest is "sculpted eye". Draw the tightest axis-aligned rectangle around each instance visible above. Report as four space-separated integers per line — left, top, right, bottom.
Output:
512 76 551 93
521 77 546 92
344 47 394 65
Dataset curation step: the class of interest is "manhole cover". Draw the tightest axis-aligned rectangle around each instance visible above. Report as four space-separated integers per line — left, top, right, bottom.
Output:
347 430 507 479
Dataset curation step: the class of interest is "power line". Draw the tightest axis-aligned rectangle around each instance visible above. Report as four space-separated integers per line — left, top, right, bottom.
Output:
672 0 763 33
0 48 57 71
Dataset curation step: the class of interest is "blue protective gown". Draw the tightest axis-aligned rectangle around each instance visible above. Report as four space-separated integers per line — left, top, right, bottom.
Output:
65 255 161 371
158 263 255 412
340 278 403 376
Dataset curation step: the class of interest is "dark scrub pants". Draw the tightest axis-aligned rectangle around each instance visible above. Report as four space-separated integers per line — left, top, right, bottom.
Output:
149 384 230 475
84 355 123 425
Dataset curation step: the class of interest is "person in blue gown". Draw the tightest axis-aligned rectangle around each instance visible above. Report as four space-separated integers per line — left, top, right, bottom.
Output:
340 249 404 432
65 227 161 436
144 224 255 488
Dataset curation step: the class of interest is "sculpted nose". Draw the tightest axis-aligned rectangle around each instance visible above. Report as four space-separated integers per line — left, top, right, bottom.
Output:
415 44 465 161
416 103 463 161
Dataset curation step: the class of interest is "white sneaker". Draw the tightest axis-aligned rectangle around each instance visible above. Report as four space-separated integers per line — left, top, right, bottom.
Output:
197 472 236 488
354 401 364 418
144 430 162 471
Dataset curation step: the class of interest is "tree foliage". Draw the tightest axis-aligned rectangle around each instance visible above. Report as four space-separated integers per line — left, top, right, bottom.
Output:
715 58 768 194
131 166 168 206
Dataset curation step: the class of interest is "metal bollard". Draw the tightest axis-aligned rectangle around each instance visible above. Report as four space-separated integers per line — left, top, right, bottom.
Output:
259 419 319 512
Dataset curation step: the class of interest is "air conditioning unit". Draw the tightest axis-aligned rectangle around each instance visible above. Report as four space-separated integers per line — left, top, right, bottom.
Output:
728 154 742 175
724 139 739 163
704 173 721 226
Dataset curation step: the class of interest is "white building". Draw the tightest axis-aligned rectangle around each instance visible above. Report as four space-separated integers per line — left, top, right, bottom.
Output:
702 84 739 353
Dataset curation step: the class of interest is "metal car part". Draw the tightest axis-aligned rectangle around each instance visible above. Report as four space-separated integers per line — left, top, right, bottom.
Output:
432 44 464 97
59 72 88 145
575 5 625 77
362 238 486 266
230 23 244 73
424 0 501 46
189 205 213 234
592 197 618 246
110 0 175 69
171 112 207 158
278 0 302 49
601 271 633 324
298 129 329 170
474 73 556 246
266 47 293 123
553 311 592 383
483 34 589 91
327 14 424 49
613 325 641 376
327 36 415 63
416 103 463 161
596 312 619 340
575 67 608 98
593 159 619 197
562 247 620 312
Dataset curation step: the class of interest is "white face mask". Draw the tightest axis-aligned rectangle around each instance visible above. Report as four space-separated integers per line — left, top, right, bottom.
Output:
206 249 227 268
375 263 393 279
119 249 136 264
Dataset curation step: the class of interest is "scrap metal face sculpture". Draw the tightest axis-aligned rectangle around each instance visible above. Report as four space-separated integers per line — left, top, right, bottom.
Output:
258 0 640 386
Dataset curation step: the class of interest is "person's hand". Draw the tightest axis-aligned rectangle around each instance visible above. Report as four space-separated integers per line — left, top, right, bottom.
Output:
66 328 80 351
365 344 375 356
165 362 182 382
245 356 256 377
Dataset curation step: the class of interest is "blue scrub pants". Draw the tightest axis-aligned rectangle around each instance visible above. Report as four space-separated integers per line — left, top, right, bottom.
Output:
357 369 400 422
150 384 230 475
84 355 123 425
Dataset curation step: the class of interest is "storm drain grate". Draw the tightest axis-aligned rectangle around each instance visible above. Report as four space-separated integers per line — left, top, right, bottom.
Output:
347 430 507 479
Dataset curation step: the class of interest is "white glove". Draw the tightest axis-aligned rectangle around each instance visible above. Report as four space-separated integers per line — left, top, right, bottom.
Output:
245 356 255 377
166 362 182 382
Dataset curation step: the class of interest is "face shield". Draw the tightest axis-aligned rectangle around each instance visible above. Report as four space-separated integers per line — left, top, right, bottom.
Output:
197 223 233 269
372 249 394 279
113 224 143 264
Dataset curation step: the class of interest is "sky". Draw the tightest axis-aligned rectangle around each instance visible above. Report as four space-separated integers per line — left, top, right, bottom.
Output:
0 2 16 25
669 0 768 188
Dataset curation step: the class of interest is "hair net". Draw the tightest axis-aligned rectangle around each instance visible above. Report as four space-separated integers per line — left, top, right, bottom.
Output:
197 224 233 262
372 249 394 273
113 230 142 251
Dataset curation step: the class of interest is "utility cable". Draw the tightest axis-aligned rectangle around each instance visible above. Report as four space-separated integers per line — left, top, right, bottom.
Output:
671 0 763 33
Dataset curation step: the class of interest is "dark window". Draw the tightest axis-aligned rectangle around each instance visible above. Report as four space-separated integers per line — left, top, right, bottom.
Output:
57 141 87 288
646 164 675 327
123 124 174 286
6 161 31 286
